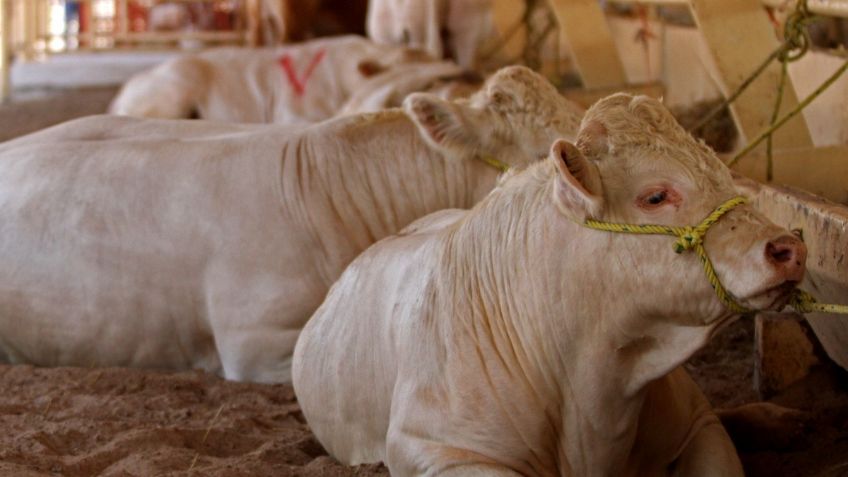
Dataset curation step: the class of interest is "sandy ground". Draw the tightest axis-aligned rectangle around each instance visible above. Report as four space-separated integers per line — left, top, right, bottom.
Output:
0 88 847 476
0 87 119 143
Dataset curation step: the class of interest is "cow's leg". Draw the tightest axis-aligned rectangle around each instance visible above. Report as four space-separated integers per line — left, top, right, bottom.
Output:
717 402 807 451
213 321 302 383
387 433 523 477
434 465 523 476
206 271 323 383
672 421 744 477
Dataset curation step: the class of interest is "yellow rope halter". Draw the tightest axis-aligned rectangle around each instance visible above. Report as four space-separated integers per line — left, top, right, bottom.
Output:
583 196 848 316
477 155 511 173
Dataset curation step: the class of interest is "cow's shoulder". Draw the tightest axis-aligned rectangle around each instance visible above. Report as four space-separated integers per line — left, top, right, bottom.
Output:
397 209 465 237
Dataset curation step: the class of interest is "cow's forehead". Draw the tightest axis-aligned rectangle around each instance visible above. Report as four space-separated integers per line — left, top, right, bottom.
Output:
471 66 582 135
481 65 560 101
584 94 730 182
579 94 725 165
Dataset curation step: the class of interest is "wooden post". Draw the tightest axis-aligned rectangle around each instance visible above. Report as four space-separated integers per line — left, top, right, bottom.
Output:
34 0 46 55
754 313 818 399
80 0 92 48
0 0 10 102
688 0 813 150
23 0 36 58
118 0 128 36
245 0 261 47
546 0 628 89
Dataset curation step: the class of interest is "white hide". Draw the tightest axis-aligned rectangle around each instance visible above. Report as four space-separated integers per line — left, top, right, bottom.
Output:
110 36 443 125
0 66 584 383
294 93 808 476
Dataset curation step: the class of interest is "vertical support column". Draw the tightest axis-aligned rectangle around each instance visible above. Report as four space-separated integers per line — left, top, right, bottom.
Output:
688 0 813 150
34 0 45 55
245 0 261 47
81 0 92 48
0 0 11 102
23 0 36 59
546 0 627 89
118 0 128 42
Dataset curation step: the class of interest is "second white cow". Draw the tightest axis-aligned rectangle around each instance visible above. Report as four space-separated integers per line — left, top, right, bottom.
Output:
109 35 459 125
0 67 582 383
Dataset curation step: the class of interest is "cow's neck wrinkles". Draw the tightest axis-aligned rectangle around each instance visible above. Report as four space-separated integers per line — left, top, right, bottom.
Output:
436 162 719 477
300 110 500 281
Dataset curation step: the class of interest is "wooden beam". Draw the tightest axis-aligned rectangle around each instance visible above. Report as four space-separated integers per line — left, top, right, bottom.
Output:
754 313 818 399
546 0 628 89
762 0 848 19
689 0 813 150
730 145 848 204
737 175 848 372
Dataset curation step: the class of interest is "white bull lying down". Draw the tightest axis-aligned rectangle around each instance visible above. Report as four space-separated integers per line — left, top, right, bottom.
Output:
293 94 808 476
0 66 583 383
109 35 470 125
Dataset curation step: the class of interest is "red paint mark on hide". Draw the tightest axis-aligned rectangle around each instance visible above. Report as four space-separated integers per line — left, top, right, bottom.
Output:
279 49 326 96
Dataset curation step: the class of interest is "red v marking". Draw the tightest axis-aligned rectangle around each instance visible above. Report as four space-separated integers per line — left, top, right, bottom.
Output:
279 49 326 97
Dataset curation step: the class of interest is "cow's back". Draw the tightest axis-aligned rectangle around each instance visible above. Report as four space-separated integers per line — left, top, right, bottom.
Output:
293 209 464 464
0 116 298 369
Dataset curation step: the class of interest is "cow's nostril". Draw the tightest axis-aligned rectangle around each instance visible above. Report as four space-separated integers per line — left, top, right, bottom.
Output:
767 242 794 263
765 235 807 283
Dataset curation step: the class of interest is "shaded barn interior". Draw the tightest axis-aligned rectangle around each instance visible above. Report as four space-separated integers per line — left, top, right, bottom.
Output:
1 1 848 476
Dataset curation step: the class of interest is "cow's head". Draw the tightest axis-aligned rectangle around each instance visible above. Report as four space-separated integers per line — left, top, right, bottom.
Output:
550 94 806 326
403 65 583 171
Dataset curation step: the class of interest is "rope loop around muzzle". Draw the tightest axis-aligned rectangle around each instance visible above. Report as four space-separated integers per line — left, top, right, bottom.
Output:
582 196 848 316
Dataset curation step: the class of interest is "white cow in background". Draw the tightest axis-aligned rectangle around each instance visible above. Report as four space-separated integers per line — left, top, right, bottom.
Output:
337 62 483 115
0 67 583 383
109 35 468 125
367 0 552 70
294 93 808 475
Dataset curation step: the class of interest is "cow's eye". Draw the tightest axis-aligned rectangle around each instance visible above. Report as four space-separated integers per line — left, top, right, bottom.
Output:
638 188 680 210
646 191 667 205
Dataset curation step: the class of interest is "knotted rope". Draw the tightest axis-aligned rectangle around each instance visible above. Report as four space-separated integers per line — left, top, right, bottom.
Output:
692 1 848 178
583 196 848 316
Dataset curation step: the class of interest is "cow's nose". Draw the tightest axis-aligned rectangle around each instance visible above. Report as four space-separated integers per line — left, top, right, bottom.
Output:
765 235 807 282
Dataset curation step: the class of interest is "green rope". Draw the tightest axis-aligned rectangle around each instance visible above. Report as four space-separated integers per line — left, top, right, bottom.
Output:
727 59 848 168
766 59 788 181
583 196 848 316
477 155 510 173
689 0 814 136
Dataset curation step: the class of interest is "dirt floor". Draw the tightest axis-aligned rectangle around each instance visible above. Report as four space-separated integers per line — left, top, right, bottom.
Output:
0 88 847 476
0 87 119 143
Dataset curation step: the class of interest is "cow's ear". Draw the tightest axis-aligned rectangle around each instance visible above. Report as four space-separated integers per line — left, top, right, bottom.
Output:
404 93 487 157
357 59 385 77
551 139 604 221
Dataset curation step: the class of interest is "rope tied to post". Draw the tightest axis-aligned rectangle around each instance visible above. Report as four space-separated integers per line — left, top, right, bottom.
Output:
583 196 848 316
692 0 848 178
